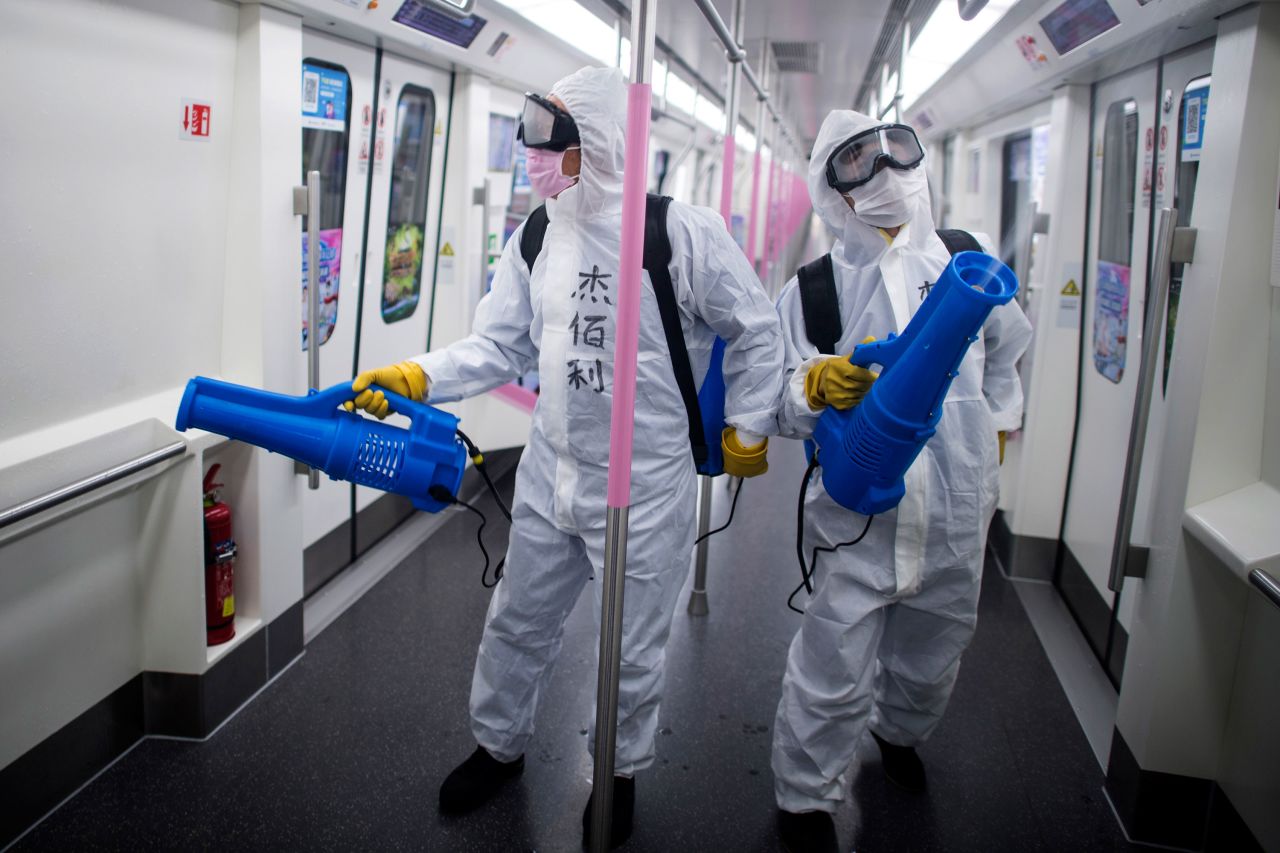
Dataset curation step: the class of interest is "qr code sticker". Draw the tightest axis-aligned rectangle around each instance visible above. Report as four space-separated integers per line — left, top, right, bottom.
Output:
303 71 320 114
1184 97 1201 145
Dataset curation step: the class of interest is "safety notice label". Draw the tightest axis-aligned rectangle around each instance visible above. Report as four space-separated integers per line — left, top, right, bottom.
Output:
1057 273 1081 330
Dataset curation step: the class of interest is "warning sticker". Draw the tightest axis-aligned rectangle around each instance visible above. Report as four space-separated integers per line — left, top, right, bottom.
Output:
440 242 455 257
1057 275 1082 329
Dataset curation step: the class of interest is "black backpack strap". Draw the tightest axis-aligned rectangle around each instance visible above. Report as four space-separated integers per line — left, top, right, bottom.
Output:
519 204 549 273
643 194 709 469
935 228 982 256
797 254 841 355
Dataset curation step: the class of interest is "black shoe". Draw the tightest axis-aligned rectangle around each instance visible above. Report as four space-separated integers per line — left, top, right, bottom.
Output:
581 775 635 849
777 809 838 853
438 746 525 814
871 732 926 792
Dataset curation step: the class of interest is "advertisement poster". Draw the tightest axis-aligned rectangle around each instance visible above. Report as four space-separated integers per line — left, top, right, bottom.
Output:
382 223 424 322
301 62 348 132
301 228 342 349
1093 260 1130 383
488 113 517 171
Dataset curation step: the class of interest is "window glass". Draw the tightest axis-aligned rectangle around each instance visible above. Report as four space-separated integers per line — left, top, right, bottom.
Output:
999 131 1032 271
1092 98 1138 384
1098 99 1138 265
301 59 353 349
383 85 437 324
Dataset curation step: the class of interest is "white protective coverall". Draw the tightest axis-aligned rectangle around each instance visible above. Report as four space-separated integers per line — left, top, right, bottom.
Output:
770 110 1032 813
416 67 784 776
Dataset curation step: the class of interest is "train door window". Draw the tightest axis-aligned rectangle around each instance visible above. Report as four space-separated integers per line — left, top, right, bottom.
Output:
301 59 353 348
999 131 1032 270
1093 98 1138 383
381 85 436 323
1163 76 1210 392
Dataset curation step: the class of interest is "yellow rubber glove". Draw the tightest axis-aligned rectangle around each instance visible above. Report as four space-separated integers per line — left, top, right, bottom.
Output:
998 431 1007 465
804 337 879 411
345 361 428 420
722 427 768 478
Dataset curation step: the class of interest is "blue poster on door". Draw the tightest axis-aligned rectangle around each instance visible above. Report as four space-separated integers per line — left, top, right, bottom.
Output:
302 62 348 132
1180 85 1209 162
1093 260 1130 384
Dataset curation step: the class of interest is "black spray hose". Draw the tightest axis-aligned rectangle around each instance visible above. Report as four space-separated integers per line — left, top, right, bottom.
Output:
424 428 515 589
455 428 513 523
693 476 745 546
788 454 875 614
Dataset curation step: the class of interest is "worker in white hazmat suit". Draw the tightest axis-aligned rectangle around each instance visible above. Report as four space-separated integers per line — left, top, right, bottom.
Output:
769 110 1032 853
347 66 783 848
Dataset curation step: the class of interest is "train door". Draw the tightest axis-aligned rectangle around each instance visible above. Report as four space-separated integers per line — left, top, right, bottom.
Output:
301 31 377 594
354 52 453 553
1057 47 1213 684
1058 61 1158 684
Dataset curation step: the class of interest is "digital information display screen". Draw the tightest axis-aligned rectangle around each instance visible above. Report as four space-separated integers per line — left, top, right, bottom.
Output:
393 1 488 49
1039 0 1121 56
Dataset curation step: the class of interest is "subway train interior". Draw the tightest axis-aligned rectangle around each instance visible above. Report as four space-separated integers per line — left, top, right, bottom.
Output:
2 0 1279 849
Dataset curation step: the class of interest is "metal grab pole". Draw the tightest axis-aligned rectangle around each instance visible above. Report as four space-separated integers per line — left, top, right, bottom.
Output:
591 0 655 849
688 477 714 615
688 0 744 618
717 0 744 229
1107 208 1179 592
304 169 321 489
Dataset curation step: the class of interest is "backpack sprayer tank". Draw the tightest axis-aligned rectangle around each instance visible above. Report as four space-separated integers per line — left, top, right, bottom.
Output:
175 378 466 513
811 251 1019 516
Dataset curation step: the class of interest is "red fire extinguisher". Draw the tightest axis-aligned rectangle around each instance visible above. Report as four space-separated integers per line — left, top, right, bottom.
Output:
203 464 236 646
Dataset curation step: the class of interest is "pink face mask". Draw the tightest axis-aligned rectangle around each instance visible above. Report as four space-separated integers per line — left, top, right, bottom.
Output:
526 146 579 199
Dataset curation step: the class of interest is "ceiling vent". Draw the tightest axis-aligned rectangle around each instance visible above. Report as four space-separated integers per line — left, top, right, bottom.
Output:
771 41 823 74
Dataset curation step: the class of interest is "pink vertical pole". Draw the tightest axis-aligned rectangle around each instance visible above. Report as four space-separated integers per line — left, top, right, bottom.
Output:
746 143 762 264
592 0 655 848
719 135 736 230
762 141 777 276
605 83 652 510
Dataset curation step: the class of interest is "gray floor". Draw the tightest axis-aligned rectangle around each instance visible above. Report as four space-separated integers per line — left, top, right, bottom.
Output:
14 441 1138 852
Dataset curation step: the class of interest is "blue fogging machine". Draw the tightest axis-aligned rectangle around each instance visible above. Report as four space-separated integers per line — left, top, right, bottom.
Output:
175 378 467 513
812 251 1019 516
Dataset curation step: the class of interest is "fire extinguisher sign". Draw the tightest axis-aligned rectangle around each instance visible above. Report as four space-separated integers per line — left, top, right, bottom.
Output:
181 99 212 140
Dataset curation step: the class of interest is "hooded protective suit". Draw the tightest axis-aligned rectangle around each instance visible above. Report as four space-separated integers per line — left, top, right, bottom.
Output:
417 67 783 776
770 110 1032 813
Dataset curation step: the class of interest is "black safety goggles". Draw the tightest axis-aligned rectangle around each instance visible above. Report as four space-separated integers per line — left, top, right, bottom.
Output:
517 93 580 151
824 124 925 192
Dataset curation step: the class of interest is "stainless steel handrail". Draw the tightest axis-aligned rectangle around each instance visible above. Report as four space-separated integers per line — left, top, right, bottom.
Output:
304 169 321 490
1249 569 1280 610
691 0 799 151
0 441 186 531
1108 208 1181 591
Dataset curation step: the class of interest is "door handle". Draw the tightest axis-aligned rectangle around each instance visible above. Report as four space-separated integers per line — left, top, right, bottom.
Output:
1107 210 1198 590
296 169 322 490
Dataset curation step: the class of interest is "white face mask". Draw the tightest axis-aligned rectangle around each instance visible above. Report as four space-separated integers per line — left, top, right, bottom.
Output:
841 208 890 262
847 167 927 228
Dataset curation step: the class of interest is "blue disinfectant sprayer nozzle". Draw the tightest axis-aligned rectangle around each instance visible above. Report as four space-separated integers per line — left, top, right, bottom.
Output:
812 250 1018 515
175 378 466 513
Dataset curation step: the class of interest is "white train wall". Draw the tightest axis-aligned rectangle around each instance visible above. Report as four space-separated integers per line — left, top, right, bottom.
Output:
910 0 1280 848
